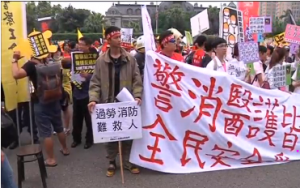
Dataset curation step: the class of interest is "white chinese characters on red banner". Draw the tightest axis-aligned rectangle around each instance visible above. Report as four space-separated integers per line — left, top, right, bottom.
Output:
130 51 300 174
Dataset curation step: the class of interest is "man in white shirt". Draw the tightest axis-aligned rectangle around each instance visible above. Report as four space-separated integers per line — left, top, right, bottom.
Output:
206 37 228 72
251 46 268 87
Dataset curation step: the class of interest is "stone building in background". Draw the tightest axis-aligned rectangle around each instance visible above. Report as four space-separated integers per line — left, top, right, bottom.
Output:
104 1 207 31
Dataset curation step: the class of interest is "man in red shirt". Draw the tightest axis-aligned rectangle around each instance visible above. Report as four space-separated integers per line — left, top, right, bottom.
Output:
192 35 207 67
158 30 184 62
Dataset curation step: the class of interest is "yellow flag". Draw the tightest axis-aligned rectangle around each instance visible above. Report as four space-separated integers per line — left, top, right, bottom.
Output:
1 2 29 111
102 24 105 37
77 28 83 40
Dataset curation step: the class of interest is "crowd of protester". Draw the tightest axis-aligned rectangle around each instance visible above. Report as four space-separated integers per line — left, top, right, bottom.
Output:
1 26 300 187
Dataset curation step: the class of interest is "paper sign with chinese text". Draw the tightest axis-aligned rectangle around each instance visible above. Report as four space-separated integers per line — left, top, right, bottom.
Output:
71 52 98 74
249 16 272 34
130 50 300 174
238 41 260 64
92 101 142 143
284 24 300 44
268 64 292 88
273 32 289 46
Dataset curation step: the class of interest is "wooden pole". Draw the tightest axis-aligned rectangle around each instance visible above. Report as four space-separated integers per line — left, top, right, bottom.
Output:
118 141 125 184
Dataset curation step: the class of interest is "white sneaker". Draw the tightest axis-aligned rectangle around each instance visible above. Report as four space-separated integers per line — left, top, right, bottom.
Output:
53 131 57 135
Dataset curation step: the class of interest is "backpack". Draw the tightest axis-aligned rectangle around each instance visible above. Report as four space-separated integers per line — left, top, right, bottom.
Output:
1 109 18 148
185 51 195 64
36 62 62 104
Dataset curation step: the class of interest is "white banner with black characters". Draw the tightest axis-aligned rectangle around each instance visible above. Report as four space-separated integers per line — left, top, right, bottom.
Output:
91 101 142 143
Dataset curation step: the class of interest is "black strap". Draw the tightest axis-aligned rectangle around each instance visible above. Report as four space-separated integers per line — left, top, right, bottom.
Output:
108 63 113 103
251 74 258 85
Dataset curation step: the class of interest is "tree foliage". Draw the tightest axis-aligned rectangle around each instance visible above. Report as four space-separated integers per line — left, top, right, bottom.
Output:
26 2 106 34
26 3 300 39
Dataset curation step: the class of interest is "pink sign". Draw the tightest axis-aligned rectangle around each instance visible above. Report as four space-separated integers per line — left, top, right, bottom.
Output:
284 24 300 44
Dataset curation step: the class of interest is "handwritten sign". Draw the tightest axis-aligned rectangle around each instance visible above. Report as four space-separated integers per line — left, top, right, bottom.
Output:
268 64 292 88
92 101 142 143
130 50 300 174
238 41 259 64
284 24 300 44
71 52 98 74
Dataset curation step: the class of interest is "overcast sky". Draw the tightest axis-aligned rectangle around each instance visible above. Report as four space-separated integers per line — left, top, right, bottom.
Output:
50 2 224 15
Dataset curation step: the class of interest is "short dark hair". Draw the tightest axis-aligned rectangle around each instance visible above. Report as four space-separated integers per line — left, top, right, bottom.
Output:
194 35 207 47
212 37 227 48
68 41 76 49
259 45 267 53
104 26 121 39
79 37 92 46
204 38 213 52
158 30 173 49
267 45 274 54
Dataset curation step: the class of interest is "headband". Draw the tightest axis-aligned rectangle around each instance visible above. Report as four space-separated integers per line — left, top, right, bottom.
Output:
161 35 175 45
106 31 121 40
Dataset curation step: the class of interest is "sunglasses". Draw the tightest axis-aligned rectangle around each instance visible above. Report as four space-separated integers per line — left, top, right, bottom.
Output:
168 38 176 43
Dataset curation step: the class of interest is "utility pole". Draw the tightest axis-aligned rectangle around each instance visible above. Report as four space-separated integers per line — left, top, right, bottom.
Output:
155 1 158 34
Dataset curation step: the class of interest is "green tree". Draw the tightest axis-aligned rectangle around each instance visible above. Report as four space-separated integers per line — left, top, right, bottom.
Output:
54 5 91 32
26 2 38 33
81 12 106 33
204 6 219 35
157 4 190 34
36 1 52 18
272 17 285 36
127 21 141 33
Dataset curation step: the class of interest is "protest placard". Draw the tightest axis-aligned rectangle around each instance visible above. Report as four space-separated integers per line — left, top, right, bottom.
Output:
284 24 300 44
249 16 272 34
91 101 142 143
266 64 292 89
121 28 133 48
71 52 98 74
237 41 260 64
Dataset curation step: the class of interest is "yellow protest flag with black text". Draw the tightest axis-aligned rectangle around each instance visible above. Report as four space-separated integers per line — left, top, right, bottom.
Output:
1 2 29 111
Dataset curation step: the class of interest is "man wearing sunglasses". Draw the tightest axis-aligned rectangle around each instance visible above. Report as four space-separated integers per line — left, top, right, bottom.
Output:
158 30 184 62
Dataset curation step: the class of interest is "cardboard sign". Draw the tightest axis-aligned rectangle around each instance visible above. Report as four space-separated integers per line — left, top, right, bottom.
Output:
91 101 142 143
71 52 98 74
284 24 300 44
121 28 133 48
238 41 260 64
190 9 209 37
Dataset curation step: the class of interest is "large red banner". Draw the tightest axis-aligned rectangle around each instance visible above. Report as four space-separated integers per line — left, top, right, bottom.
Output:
238 2 260 41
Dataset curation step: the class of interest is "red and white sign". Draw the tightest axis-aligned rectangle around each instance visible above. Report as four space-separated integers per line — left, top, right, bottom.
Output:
284 24 300 44
129 50 300 174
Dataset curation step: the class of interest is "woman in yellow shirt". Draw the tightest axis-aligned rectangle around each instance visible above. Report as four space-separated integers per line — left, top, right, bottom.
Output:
52 46 72 134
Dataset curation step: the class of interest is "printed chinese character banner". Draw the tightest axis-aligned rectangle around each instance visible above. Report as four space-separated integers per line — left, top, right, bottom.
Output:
238 2 259 42
129 50 300 174
1 2 29 111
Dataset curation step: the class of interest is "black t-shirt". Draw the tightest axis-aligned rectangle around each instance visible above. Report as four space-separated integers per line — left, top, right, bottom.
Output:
22 61 38 91
201 54 212 68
